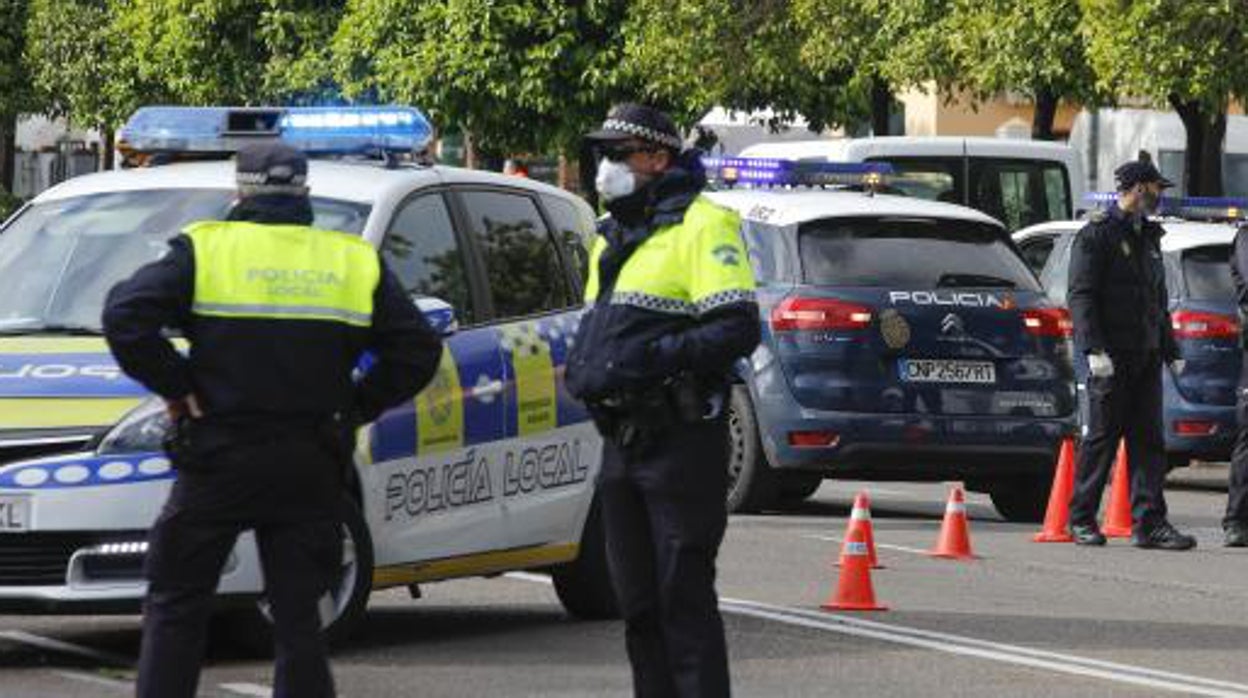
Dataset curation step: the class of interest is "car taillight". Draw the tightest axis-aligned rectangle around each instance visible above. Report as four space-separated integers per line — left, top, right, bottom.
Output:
1021 307 1073 337
771 297 873 332
1174 420 1218 436
1171 310 1239 339
787 430 840 448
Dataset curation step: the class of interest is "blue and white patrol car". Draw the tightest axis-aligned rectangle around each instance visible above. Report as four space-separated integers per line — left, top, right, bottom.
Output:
1016 196 1248 470
0 106 615 645
705 159 1078 520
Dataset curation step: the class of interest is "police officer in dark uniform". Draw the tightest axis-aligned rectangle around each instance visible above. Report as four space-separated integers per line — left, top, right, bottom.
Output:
1067 156 1196 550
102 142 442 698
566 104 760 698
1223 222 1248 547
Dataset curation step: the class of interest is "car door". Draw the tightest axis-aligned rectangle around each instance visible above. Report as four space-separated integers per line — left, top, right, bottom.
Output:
360 188 509 568
450 186 600 551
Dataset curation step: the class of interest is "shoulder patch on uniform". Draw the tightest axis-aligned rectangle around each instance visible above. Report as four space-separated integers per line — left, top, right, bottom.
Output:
1087 209 1108 223
711 243 741 267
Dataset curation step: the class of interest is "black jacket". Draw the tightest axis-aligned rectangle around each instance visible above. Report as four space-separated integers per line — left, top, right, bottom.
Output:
1067 204 1178 360
102 199 443 424
565 154 761 402
1230 226 1248 345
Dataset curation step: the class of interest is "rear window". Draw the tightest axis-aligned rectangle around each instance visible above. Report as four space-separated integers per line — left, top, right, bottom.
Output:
1182 245 1235 301
799 216 1040 291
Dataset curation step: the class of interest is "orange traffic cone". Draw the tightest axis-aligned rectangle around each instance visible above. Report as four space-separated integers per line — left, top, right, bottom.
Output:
822 527 887 611
1033 438 1076 543
1102 441 1133 538
929 485 977 559
839 491 883 568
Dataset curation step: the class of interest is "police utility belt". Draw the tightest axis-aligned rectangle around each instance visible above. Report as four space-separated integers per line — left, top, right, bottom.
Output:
163 411 357 474
587 372 724 450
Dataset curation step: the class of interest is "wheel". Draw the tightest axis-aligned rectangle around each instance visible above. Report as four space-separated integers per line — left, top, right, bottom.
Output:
552 496 619 620
219 493 374 656
726 384 777 513
777 472 823 502
988 476 1051 523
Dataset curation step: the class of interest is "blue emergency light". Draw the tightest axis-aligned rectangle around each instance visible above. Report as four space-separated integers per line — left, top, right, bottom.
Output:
118 106 434 157
702 157 895 189
1082 192 1247 221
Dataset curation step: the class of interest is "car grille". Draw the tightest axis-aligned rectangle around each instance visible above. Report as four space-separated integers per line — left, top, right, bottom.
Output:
0 531 144 586
0 430 98 466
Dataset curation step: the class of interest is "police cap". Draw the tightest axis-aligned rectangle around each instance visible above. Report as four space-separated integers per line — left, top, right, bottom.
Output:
235 142 309 197
1114 159 1174 191
585 103 683 151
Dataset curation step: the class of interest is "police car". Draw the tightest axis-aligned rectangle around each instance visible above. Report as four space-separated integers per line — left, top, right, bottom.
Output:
1016 196 1247 469
706 158 1077 520
0 106 616 646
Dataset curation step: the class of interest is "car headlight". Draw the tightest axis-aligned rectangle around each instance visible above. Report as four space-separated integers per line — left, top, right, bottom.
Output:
97 398 171 455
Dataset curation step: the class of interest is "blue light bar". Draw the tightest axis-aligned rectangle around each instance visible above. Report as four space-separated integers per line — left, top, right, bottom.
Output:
119 106 433 157
703 157 894 188
1082 192 1247 221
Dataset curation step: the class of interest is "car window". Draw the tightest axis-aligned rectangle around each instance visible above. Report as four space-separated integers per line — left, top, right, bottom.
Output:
459 189 574 319
1182 245 1235 301
541 194 592 285
969 159 1071 230
1018 234 1057 274
0 189 370 331
866 157 963 204
381 191 477 325
799 216 1039 291
740 219 797 283
1038 234 1075 305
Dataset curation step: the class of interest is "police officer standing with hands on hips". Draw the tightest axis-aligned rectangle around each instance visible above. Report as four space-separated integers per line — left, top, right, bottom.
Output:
1223 221 1248 547
102 142 443 698
566 104 760 697
1066 155 1196 551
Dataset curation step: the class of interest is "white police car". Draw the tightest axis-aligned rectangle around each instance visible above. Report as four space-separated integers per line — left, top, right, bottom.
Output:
0 106 615 646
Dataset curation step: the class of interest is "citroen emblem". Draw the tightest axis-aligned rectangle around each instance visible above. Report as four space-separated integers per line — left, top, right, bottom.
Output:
941 313 965 337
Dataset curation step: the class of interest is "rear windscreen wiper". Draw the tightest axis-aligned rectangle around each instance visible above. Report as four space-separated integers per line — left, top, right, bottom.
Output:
936 273 1017 289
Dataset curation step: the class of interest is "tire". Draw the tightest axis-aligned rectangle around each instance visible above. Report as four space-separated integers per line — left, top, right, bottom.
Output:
220 493 374 657
988 476 1051 523
777 472 823 502
726 385 777 513
552 496 619 620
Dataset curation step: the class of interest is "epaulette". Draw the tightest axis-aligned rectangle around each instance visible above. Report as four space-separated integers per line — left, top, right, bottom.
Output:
1086 208 1109 224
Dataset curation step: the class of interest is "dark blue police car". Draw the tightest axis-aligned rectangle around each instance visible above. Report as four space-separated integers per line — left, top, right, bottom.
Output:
706 160 1077 521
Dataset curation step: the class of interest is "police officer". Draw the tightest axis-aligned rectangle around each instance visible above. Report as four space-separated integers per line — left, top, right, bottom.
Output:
1224 222 1248 547
1066 156 1196 550
566 104 760 697
102 142 442 698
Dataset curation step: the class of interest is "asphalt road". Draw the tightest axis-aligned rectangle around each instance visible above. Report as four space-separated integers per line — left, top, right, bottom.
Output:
2 464 1246 697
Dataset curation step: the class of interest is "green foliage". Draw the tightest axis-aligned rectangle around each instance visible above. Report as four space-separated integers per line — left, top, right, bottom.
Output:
331 0 634 155
0 188 23 220
0 0 38 120
1079 0 1248 111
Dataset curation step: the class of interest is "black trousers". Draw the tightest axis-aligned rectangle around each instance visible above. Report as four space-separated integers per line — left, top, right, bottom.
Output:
598 416 731 698
1225 358 1248 527
1069 351 1170 534
136 424 343 698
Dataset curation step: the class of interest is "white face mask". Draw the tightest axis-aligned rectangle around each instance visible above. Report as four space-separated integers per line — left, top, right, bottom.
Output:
595 158 637 202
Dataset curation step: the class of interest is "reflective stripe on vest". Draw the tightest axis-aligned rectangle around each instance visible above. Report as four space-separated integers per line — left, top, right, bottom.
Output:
185 221 379 327
583 195 756 315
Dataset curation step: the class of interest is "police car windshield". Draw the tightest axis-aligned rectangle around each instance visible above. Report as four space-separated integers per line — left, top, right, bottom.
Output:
1181 245 1235 302
0 189 371 333
799 216 1040 290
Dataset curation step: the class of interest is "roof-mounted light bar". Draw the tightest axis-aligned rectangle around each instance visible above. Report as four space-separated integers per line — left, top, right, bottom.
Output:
118 106 434 159
1082 192 1247 222
703 157 895 189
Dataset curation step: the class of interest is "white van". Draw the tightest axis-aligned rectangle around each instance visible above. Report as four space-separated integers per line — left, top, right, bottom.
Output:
738 137 1087 231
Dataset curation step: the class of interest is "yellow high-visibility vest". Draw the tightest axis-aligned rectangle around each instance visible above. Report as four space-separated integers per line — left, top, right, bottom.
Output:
184 221 379 327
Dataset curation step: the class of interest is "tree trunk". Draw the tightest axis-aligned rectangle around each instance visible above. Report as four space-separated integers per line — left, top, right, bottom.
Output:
102 128 115 171
0 113 17 194
1032 88 1058 141
871 77 892 137
1169 95 1226 197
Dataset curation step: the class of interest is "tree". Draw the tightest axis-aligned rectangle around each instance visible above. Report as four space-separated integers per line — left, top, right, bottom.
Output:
1081 0 1248 195
794 0 955 137
943 0 1099 140
330 0 635 159
618 0 868 135
0 0 38 194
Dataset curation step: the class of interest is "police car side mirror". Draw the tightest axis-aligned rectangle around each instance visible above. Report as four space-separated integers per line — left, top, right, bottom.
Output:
413 296 459 336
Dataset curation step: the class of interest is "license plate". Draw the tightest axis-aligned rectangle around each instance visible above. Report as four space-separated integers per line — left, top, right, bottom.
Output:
899 359 996 384
0 496 29 532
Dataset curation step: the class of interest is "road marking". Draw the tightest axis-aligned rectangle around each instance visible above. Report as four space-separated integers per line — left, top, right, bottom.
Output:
506 574 1248 696
0 629 132 667
51 669 132 692
721 598 1248 698
804 533 929 556
220 682 273 697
